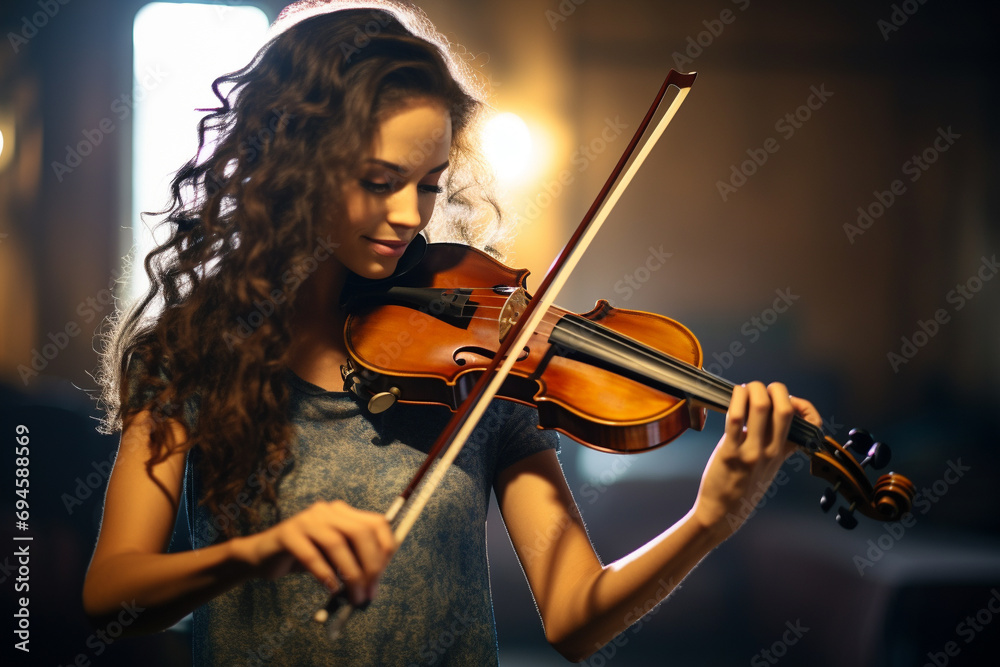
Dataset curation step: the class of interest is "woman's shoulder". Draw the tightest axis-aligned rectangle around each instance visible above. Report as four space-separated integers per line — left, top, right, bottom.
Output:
123 353 201 430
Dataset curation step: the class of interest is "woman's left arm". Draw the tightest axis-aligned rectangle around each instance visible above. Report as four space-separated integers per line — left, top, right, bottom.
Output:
494 381 822 662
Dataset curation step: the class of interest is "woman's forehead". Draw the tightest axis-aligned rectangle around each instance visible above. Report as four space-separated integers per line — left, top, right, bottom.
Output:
368 101 452 173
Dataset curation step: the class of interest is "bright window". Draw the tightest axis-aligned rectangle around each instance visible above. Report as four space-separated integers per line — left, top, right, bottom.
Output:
130 2 269 301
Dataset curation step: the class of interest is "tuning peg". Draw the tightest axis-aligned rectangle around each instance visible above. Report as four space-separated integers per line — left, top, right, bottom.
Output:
820 484 839 512
860 441 892 470
836 504 858 530
846 428 873 453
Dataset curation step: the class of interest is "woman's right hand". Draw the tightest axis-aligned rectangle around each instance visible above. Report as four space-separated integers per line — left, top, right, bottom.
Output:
233 500 396 606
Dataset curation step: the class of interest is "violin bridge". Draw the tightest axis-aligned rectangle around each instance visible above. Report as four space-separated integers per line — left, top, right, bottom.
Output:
498 287 529 343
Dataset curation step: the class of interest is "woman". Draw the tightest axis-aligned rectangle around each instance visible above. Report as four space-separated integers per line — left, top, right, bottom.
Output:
83 1 821 664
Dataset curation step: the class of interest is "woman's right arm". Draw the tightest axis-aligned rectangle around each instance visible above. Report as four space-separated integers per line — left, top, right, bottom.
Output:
82 410 395 635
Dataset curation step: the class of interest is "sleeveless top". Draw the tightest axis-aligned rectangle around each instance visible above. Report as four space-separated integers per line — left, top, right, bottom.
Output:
177 369 560 666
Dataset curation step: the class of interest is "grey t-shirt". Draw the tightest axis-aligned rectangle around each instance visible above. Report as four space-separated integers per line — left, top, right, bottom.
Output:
185 368 559 666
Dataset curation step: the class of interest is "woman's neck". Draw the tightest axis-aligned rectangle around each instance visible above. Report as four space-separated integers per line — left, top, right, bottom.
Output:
286 258 351 392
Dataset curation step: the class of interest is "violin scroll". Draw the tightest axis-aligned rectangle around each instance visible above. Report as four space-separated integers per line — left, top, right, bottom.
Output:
810 428 915 529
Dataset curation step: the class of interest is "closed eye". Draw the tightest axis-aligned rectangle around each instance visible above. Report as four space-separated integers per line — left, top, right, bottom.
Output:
360 180 444 196
360 179 393 195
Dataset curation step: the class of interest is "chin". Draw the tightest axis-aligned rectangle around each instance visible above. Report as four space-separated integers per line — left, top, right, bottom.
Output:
356 259 398 281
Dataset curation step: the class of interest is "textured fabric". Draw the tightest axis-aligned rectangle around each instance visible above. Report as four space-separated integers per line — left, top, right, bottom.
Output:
181 368 559 666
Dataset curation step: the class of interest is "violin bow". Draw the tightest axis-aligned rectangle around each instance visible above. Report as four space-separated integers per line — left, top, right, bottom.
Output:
316 69 698 637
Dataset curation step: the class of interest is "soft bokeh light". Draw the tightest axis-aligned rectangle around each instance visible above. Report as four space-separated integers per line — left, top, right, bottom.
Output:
130 2 269 301
482 111 534 185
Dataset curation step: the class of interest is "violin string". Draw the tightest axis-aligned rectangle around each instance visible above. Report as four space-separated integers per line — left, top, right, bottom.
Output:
542 313 824 444
444 295 729 396
440 291 823 444
553 319 733 401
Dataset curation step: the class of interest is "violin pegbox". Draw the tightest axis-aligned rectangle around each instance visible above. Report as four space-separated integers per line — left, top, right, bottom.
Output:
809 428 915 530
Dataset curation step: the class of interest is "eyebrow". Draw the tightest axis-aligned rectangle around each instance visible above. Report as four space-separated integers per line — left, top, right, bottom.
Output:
365 158 450 175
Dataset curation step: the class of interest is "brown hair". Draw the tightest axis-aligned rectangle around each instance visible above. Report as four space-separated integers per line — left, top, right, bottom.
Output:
95 2 503 538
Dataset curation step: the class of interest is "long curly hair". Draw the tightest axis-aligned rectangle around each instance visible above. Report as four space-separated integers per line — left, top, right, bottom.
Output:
95 1 505 539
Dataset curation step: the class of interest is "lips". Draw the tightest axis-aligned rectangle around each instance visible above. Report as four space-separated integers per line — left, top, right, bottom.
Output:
365 237 409 258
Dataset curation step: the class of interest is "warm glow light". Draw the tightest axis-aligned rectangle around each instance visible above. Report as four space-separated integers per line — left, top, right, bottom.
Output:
482 112 534 184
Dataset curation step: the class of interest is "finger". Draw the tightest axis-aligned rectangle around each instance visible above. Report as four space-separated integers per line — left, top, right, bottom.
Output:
350 508 397 558
743 381 772 451
313 528 367 605
329 512 391 591
279 530 342 595
724 384 749 445
789 395 823 429
766 382 795 457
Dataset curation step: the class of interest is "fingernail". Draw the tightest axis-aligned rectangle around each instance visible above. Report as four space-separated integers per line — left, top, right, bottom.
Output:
368 582 379 600
350 587 365 606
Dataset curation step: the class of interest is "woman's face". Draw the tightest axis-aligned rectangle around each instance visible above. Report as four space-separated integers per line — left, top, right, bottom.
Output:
331 97 452 280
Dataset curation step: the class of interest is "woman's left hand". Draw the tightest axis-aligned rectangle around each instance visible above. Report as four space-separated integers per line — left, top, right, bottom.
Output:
692 381 822 540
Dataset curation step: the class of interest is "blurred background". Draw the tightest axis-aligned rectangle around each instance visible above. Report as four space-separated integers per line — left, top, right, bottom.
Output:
2 0 998 665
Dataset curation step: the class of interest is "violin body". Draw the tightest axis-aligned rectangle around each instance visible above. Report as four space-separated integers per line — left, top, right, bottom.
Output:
344 242 709 453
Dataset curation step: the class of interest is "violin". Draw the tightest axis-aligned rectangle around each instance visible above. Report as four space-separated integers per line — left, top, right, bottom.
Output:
340 239 915 528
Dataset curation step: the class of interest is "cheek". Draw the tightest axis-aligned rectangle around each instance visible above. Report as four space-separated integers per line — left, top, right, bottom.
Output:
418 196 437 223
344 195 378 231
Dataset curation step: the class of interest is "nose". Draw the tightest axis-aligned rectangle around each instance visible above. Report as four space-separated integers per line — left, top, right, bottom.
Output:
385 184 423 229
